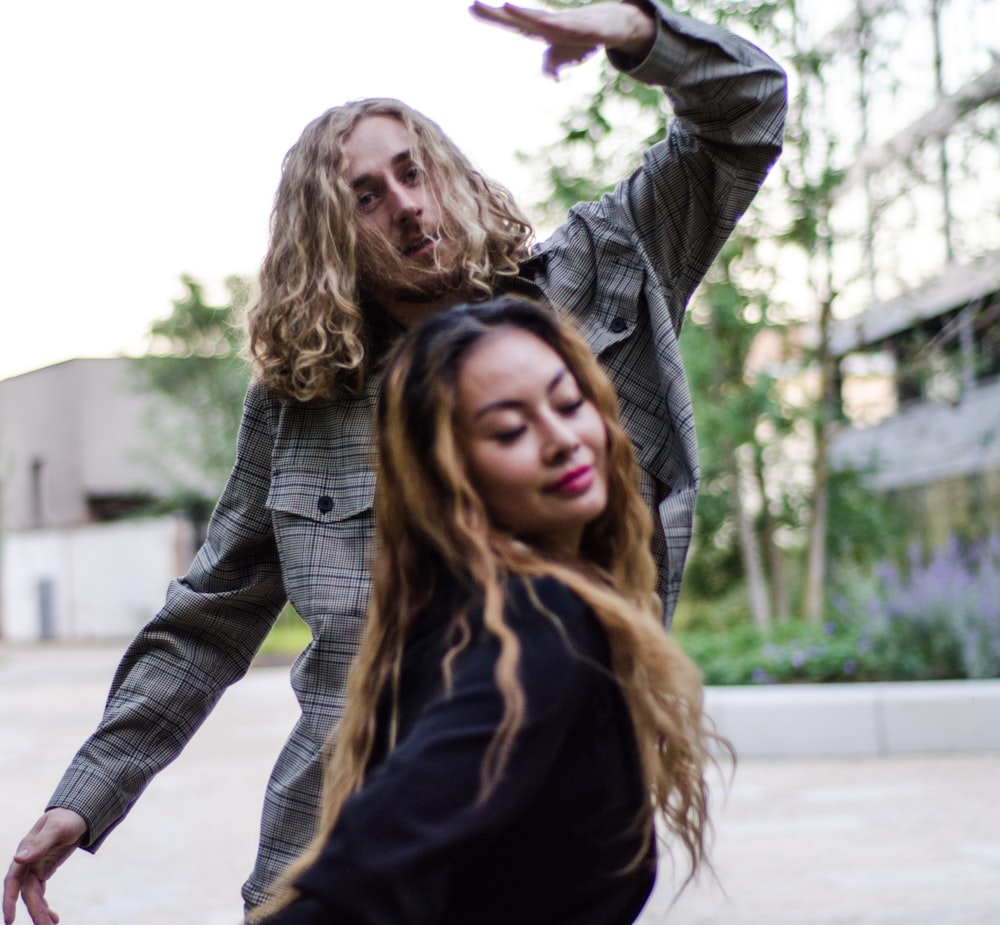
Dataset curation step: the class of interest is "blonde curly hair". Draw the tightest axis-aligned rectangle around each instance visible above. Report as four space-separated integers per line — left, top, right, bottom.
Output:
245 99 534 402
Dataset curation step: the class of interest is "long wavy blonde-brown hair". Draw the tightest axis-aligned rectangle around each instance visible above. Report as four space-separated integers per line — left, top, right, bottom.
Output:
245 99 534 402
253 298 722 921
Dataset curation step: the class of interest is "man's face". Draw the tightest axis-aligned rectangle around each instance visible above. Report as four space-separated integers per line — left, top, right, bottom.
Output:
344 115 460 312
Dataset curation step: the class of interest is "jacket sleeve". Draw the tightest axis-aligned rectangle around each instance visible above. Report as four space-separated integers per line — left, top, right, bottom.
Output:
606 0 788 331
542 0 787 339
258 579 604 925
47 380 288 848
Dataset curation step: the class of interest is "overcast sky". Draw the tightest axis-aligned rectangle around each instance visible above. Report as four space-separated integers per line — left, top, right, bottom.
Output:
1 0 592 381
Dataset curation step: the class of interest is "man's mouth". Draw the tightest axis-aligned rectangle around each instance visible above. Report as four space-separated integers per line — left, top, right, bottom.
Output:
402 236 435 258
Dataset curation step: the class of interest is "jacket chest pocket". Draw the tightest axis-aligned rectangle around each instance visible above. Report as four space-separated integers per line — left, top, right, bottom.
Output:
266 466 377 621
267 465 376 523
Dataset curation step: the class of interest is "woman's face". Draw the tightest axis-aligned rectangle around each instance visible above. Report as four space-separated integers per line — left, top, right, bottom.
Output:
455 327 608 554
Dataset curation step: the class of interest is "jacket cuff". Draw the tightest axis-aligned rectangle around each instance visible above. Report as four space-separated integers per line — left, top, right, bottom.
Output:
47 764 132 852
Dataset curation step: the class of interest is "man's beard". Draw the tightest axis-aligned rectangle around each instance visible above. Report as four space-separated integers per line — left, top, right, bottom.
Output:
356 227 465 306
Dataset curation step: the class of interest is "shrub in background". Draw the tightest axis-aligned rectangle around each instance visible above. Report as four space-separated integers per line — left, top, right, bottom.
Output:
676 534 1000 685
861 534 1000 680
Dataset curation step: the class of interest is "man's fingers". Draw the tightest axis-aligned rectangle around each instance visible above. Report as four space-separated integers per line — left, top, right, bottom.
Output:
542 44 599 79
19 875 58 925
4 812 85 925
470 3 571 41
469 3 535 26
471 1 618 64
4 864 57 925
3 867 57 925
3 850 31 924
3 864 23 925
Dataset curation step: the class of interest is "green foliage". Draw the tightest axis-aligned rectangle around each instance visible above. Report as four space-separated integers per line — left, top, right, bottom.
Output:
676 604 964 686
677 619 867 686
679 234 805 604
681 536 1000 685
682 526 745 598
527 65 668 221
130 275 251 514
144 274 247 358
825 466 906 566
258 604 310 660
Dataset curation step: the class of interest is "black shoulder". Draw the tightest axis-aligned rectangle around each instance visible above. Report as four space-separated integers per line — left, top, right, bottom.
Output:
505 575 606 662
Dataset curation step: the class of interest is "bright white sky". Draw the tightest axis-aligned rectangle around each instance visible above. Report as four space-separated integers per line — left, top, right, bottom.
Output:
0 0 592 381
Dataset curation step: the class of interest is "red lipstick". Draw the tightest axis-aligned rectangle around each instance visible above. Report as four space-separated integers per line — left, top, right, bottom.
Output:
549 464 594 495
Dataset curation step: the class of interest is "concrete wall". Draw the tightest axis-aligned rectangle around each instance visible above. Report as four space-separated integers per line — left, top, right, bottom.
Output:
0 357 217 533
706 679 1000 756
1 516 195 641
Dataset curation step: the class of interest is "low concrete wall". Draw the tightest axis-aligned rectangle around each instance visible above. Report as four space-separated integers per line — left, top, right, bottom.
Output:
706 679 1000 757
1 516 195 641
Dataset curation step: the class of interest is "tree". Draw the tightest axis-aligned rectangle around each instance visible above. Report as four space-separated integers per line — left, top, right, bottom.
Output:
680 232 803 629
130 274 250 527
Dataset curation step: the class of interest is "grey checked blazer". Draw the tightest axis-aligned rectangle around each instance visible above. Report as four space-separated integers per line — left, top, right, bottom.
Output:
50 2 786 909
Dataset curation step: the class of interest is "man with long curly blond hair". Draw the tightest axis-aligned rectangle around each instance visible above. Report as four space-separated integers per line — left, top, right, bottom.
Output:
5 2 786 921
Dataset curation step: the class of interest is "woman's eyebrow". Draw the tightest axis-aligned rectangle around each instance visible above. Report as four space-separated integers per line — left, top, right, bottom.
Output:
472 367 568 419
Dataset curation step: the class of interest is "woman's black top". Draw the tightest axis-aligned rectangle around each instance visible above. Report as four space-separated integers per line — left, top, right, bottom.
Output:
260 575 655 925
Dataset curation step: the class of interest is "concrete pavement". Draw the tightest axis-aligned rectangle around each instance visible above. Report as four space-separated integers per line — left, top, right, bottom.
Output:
2 642 998 924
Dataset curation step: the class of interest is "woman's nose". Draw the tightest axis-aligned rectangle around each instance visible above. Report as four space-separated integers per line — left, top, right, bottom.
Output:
541 414 579 461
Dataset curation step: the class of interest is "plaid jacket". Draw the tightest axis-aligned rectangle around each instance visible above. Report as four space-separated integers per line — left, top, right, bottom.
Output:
50 2 786 909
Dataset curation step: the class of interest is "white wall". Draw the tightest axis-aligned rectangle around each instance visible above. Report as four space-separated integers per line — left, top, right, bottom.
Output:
1 516 195 641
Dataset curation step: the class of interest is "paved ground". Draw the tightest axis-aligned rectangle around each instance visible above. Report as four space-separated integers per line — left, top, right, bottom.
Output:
2 643 998 925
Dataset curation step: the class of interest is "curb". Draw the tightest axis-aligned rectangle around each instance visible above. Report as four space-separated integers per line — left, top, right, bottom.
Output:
3 644 998 758
705 678 1000 757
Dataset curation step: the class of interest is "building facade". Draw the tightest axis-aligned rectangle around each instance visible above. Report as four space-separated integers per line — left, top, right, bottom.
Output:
830 250 1000 550
0 358 210 641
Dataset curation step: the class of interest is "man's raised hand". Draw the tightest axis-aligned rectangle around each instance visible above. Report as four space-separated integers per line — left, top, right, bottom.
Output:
470 2 656 78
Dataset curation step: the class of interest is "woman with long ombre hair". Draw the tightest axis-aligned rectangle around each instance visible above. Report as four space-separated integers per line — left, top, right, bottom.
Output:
252 298 725 925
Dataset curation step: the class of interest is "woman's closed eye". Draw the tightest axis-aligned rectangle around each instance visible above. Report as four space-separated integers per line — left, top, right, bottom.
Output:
492 425 527 444
558 397 585 417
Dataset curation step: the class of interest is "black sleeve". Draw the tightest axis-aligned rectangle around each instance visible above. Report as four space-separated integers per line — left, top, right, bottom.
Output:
259 577 605 925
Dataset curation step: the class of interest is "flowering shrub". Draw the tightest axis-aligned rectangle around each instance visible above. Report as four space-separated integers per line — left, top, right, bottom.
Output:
678 620 870 685
862 534 1000 680
676 534 1000 685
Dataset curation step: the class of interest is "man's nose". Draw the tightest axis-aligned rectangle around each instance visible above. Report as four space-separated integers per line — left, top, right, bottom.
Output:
389 181 422 222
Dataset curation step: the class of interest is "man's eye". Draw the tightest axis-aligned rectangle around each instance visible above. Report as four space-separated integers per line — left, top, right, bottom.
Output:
403 165 421 184
356 191 378 212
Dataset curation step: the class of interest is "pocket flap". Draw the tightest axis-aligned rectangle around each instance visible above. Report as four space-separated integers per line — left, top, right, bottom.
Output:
266 466 376 523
